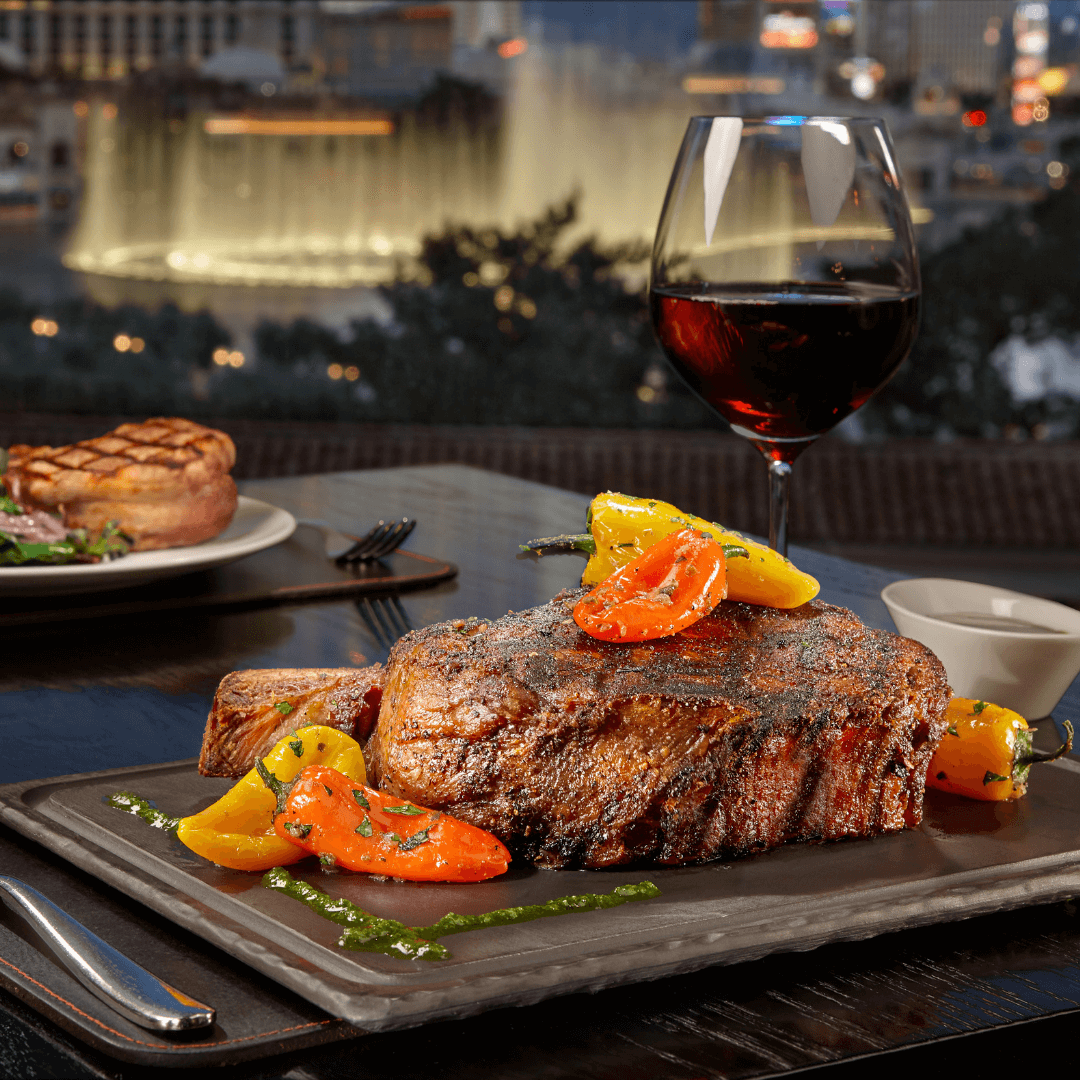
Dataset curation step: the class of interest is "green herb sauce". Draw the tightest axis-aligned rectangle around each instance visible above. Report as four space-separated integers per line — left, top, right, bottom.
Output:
263 866 448 960
262 867 661 961
106 791 179 832
411 880 661 940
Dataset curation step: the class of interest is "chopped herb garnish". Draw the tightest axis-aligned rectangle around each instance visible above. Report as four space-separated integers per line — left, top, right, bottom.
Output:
323 784 334 797
275 701 294 715
399 828 431 851
288 736 304 756
355 817 373 837
352 790 370 810
320 853 337 868
983 771 1009 785
283 821 313 839
947 725 959 737
386 833 403 844
972 701 989 714
384 805 425 816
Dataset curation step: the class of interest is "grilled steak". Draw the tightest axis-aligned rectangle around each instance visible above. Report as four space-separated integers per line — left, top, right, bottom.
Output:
368 593 950 869
3 418 237 550
199 666 385 777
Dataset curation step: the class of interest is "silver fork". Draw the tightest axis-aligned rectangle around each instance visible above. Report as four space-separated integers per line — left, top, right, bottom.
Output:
299 518 416 564
356 594 413 652
337 519 415 564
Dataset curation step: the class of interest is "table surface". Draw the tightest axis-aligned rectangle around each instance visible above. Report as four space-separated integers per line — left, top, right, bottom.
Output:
2 463 1080 1080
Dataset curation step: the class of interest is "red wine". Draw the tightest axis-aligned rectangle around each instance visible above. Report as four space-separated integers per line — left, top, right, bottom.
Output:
651 283 919 460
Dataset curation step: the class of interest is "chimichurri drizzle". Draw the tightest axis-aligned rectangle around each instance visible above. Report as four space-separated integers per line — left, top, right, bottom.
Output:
263 867 448 960
262 866 661 961
411 880 661 940
106 791 180 832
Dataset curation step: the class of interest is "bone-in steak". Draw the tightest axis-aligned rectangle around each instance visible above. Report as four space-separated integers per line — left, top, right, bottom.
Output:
199 666 385 777
368 592 950 869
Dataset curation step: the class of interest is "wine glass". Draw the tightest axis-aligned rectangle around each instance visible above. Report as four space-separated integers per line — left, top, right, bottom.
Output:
650 116 920 556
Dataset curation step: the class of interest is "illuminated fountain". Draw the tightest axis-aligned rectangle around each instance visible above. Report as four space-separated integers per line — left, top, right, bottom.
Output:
64 46 695 291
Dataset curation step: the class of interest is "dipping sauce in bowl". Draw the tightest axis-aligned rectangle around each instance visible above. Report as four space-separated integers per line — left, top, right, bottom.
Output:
881 578 1080 719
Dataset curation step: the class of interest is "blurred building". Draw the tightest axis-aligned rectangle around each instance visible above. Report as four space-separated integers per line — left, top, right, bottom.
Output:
0 1 316 80
318 1 521 99
0 1 520 95
868 0 1014 101
0 90 77 224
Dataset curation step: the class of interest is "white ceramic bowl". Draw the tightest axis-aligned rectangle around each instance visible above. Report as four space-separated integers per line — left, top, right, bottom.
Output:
880 577 1080 718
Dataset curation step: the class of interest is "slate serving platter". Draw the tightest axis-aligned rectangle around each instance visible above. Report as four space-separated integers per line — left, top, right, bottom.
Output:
5 756 1080 1043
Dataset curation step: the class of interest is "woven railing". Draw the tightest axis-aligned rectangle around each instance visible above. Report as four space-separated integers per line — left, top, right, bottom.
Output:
3 413 1079 550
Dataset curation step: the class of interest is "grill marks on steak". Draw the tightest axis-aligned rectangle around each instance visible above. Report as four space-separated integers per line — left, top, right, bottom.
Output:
367 593 950 869
3 418 238 551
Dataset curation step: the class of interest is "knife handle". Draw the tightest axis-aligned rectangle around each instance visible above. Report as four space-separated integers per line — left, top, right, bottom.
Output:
0 875 215 1031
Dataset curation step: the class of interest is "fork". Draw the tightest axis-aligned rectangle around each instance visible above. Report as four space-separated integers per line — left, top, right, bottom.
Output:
356 594 413 652
299 518 416 564
337 518 416 564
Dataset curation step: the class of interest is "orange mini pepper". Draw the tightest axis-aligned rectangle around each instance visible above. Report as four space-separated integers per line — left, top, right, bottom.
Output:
260 763 511 883
176 725 367 871
927 697 1073 802
573 529 729 642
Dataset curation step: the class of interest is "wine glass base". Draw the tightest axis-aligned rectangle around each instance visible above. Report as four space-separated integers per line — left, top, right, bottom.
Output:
729 426 821 465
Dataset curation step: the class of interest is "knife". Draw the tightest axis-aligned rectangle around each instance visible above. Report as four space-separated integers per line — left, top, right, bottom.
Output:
0 875 215 1031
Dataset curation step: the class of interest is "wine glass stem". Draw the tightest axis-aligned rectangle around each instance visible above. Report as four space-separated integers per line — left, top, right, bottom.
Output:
768 460 792 557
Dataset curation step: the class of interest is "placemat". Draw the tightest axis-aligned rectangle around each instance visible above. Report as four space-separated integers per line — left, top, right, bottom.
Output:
0 524 456 628
0 823 362 1068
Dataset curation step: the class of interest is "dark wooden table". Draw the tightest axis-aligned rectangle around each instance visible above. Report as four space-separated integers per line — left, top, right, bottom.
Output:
2 464 1080 1079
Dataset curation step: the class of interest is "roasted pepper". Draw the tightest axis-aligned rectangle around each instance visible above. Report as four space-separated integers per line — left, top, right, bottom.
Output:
523 491 819 609
926 698 1073 802
574 528 729 641
176 726 367 871
260 763 511 882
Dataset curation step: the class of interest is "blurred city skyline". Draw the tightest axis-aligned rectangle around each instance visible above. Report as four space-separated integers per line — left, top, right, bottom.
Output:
1 1 1079 439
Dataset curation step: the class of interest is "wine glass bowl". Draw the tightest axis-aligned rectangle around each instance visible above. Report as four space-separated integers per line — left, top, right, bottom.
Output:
650 116 920 554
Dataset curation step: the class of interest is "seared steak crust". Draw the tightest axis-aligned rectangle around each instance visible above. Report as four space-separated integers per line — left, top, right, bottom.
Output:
199 666 385 777
368 593 950 869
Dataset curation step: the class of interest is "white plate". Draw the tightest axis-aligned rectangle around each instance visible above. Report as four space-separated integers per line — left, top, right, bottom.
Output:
0 496 296 596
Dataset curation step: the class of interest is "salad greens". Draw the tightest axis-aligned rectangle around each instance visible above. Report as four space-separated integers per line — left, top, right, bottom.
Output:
0 521 131 566
0 483 131 566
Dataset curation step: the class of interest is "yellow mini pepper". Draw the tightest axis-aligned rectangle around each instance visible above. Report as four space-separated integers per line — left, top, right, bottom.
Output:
523 492 820 609
176 725 367 871
927 698 1073 802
